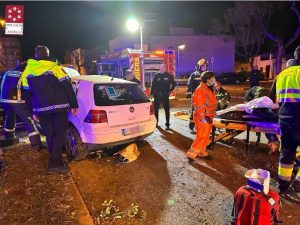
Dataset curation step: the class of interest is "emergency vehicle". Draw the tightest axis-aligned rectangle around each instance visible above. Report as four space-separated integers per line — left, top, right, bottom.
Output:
97 48 176 98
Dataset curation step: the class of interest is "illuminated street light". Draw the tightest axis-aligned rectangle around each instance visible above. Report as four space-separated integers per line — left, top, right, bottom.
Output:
126 18 145 90
177 44 186 88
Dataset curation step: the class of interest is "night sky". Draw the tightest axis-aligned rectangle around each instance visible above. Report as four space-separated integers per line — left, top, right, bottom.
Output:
0 1 299 62
0 1 233 61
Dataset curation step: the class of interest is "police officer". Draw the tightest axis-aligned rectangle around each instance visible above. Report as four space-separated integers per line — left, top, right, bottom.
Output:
214 81 230 110
22 45 78 174
0 61 45 150
186 58 208 133
270 46 300 203
150 64 175 130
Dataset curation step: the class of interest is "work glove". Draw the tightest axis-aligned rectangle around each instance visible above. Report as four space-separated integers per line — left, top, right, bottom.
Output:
186 93 192 99
205 116 213 124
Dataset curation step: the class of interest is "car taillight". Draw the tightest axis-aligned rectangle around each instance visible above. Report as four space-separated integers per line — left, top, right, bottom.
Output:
84 110 108 123
150 103 154 115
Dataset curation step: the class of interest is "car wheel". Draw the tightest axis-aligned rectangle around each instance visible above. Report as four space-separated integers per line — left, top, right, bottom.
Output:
65 125 89 161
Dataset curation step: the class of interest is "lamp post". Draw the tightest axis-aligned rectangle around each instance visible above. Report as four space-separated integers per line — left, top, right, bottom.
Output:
126 18 145 90
177 44 185 89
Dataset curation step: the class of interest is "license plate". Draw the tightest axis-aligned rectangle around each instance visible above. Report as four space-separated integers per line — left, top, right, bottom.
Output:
121 126 141 136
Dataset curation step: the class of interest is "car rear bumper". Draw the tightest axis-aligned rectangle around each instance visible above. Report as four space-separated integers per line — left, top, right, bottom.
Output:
79 118 156 145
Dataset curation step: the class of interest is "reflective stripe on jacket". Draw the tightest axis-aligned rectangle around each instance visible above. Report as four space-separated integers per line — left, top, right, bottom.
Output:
192 83 217 119
276 66 300 103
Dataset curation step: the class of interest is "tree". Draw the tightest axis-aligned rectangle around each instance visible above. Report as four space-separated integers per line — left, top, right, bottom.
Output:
210 1 300 74
209 2 271 66
253 1 300 74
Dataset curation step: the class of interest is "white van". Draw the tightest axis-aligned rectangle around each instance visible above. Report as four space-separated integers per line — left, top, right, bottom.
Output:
65 75 156 160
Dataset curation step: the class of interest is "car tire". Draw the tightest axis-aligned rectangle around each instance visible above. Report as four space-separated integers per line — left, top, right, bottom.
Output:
65 125 89 161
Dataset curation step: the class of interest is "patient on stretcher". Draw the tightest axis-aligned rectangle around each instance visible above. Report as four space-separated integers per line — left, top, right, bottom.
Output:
216 96 280 153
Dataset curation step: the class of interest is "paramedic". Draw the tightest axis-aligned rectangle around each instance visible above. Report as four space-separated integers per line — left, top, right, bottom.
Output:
186 58 208 133
150 64 175 130
270 45 300 203
214 81 230 110
22 45 78 175
187 71 217 164
0 61 45 150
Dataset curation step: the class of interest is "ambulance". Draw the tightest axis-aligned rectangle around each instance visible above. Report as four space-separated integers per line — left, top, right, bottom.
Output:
97 48 176 98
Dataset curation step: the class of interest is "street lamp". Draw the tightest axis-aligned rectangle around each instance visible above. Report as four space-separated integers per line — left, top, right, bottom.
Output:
177 44 185 89
126 18 145 90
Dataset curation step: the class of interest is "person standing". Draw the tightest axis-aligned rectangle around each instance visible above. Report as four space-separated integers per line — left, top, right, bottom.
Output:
22 45 78 174
150 64 175 130
186 58 208 134
249 65 261 88
270 45 300 203
123 69 141 85
0 61 45 150
214 81 230 110
187 71 217 164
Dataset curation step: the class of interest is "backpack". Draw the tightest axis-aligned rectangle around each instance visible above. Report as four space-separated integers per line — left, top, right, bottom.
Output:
232 186 282 225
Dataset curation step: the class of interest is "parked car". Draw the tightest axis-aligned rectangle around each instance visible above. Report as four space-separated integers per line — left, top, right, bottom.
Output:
215 71 247 84
65 75 156 160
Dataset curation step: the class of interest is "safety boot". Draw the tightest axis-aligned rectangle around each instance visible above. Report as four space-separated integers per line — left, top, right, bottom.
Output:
279 187 300 204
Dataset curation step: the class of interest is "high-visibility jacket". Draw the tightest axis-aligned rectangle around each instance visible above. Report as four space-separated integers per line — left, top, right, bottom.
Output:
21 59 78 114
192 83 217 120
275 65 300 119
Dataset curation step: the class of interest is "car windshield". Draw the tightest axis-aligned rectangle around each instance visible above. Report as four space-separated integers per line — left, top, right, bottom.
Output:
94 83 150 106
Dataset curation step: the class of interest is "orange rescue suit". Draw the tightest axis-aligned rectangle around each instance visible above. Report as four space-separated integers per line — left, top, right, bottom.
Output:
187 83 217 159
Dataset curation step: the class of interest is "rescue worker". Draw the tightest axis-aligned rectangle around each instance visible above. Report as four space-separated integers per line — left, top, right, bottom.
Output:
124 69 141 85
244 86 280 153
187 71 217 164
150 64 175 130
186 58 208 134
22 45 78 174
270 45 300 203
0 61 45 150
214 81 230 110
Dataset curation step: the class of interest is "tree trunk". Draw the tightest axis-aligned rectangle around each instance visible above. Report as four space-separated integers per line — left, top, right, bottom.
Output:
275 43 285 76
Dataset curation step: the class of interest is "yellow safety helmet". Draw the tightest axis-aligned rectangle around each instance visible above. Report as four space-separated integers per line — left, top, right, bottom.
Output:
196 58 208 70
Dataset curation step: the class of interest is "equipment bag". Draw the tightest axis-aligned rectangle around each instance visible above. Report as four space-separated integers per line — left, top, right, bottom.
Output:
232 186 282 225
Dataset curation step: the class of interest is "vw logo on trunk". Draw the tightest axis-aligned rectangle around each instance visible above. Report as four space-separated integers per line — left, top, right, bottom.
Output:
129 106 135 112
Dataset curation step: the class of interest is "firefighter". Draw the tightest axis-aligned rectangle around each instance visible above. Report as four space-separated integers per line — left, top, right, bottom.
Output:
270 45 300 203
22 45 78 175
186 58 208 134
150 64 175 130
214 81 230 110
187 71 217 164
0 61 45 150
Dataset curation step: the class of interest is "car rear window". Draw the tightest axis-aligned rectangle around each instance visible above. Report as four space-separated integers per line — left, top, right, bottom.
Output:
94 83 150 106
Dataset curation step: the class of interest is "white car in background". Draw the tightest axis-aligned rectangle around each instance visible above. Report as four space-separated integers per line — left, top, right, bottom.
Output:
65 74 156 160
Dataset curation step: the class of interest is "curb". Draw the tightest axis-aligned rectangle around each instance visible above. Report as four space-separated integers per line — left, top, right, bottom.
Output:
69 172 95 225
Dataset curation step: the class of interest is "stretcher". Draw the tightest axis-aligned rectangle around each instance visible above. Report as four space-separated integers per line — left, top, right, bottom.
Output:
210 115 280 154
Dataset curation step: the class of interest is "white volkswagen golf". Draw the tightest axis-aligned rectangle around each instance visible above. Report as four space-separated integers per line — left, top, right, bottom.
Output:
65 75 156 160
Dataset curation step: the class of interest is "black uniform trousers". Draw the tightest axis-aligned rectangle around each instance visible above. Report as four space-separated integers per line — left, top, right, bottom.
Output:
278 119 300 191
154 94 170 127
2 103 41 146
38 111 68 166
